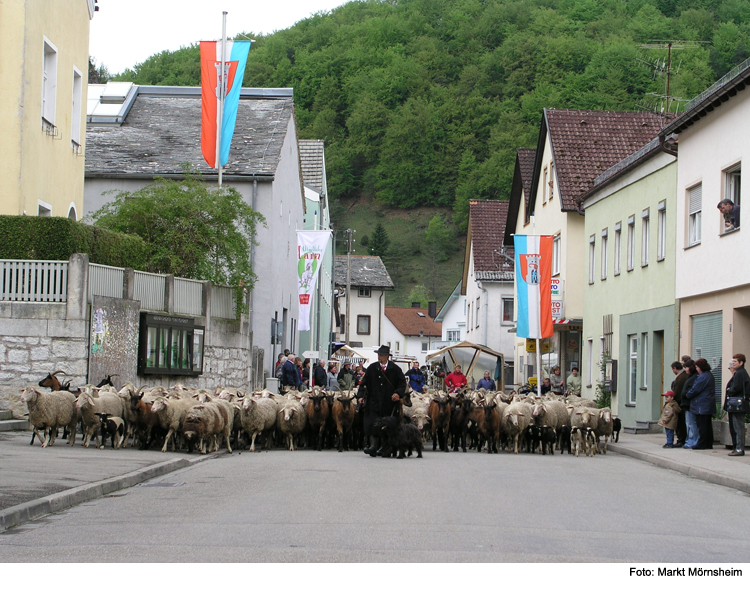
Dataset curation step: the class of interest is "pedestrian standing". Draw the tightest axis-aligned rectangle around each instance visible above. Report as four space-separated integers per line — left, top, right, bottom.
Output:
327 363 341 392
549 366 564 394
566 367 582 397
670 361 689 447
681 360 699 449
445 365 467 392
313 359 327 388
684 358 715 450
338 361 355 391
724 353 749 457
301 359 311 390
281 354 301 391
477 371 496 391
658 390 681 448
405 361 426 393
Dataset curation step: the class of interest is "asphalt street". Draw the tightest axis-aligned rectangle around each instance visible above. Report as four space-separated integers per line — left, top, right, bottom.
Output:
1 445 748 562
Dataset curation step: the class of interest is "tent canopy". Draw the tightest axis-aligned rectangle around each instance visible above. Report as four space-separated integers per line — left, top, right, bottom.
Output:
426 340 505 390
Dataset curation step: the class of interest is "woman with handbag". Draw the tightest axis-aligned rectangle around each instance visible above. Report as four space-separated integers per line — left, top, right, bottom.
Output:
724 353 749 457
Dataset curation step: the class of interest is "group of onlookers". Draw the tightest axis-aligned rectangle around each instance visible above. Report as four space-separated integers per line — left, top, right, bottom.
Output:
538 366 582 396
662 353 748 456
274 350 366 392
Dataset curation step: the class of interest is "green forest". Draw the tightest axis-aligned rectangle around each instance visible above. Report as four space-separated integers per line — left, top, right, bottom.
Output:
111 0 750 305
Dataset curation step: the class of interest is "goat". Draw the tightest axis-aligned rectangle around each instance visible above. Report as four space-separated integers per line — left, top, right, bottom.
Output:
95 413 125 449
429 395 451 452
331 395 356 452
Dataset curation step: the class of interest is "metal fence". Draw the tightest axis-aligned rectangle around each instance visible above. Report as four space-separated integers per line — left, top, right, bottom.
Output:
211 285 236 319
88 263 124 302
0 260 68 302
174 277 203 316
133 270 166 312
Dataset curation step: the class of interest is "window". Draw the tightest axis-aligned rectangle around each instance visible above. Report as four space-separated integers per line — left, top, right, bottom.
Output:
421 342 429 352
723 165 741 232
586 339 593 387
542 167 548 203
502 298 514 323
614 222 622 276
642 332 649 388
71 68 83 147
468 303 472 332
447 329 460 342
641 208 650 267
358 287 371 297
552 234 561 276
476 297 480 328
657 201 666 261
628 335 638 404
38 200 52 217
356 315 371 335
138 313 204 376
395 341 400 353
340 314 346 333
601 229 608 280
42 38 58 126
688 183 702 246
627 216 635 271
549 162 555 200
588 235 595 284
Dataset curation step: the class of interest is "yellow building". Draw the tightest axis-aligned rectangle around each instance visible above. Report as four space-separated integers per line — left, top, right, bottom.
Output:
0 0 96 220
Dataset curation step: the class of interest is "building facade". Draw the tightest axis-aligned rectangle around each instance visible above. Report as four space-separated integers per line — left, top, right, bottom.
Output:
383 306 442 365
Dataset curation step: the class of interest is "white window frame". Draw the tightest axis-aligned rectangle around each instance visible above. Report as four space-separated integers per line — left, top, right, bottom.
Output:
447 329 460 342
358 287 371 298
71 67 83 147
552 234 561 276
467 302 471 332
395 341 400 353
586 338 593 387
476 297 480 329
614 222 622 276
723 164 741 233
641 332 649 389
37 200 52 217
657 201 666 261
627 215 635 271
42 37 58 126
629 335 638 405
641 208 650 267
688 183 702 246
549 162 555 200
501 297 514 324
600 229 608 280
542 167 548 204
421 341 429 352
588 235 595 285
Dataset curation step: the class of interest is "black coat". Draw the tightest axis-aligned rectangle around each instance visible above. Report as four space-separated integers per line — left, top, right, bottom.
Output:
359 360 406 436
313 364 327 387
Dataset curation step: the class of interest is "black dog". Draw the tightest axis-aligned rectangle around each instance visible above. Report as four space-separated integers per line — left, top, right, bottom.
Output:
612 418 622 442
558 425 572 454
374 416 423 459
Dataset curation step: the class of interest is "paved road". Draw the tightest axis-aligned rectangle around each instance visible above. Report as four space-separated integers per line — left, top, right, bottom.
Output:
1 448 748 562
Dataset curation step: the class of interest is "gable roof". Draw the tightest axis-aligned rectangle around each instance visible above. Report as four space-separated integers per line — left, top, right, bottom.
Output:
298 139 326 194
530 109 665 213
85 86 295 180
504 148 536 246
467 200 514 280
334 255 394 289
385 307 442 337
434 281 462 323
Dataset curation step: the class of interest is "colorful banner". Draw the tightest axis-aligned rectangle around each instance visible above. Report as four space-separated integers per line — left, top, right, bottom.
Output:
200 40 251 168
514 235 554 340
297 231 331 331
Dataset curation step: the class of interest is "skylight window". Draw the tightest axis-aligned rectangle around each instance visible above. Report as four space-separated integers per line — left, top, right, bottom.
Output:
417 312 425 317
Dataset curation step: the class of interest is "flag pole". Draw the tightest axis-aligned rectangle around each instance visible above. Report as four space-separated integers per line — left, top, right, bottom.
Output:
217 11 228 187
532 215 542 390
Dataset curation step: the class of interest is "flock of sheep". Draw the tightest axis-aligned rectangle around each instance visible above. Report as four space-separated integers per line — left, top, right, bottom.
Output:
19 379 616 458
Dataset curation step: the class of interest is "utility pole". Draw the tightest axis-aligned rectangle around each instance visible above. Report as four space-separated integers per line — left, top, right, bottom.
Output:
345 228 352 347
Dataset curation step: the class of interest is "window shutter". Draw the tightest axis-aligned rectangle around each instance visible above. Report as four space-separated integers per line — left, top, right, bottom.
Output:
691 311 723 405
689 184 702 215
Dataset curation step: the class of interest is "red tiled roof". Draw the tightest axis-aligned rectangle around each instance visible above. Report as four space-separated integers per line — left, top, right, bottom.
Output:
517 147 536 206
384 307 442 337
469 200 514 274
543 109 664 210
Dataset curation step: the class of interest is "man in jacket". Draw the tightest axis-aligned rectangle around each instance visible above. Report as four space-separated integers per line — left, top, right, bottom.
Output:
444 365 467 392
338 361 356 391
670 361 689 447
281 354 301 391
405 361 426 393
313 359 327 388
357 345 407 457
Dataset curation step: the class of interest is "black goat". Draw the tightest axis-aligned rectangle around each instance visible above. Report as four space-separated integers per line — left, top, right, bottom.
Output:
612 418 622 442
95 413 125 449
558 425 572 454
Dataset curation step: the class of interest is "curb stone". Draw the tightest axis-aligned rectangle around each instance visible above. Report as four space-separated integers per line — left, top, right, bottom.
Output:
608 443 750 495
0 452 219 533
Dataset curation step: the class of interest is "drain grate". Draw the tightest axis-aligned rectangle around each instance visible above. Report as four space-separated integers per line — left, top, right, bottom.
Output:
138 482 184 487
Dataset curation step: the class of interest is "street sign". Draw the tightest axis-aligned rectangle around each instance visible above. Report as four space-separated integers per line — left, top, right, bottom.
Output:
302 351 319 358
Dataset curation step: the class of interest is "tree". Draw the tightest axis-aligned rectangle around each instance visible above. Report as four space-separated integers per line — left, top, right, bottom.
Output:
424 214 456 262
88 57 111 84
407 285 432 308
89 169 265 291
368 222 390 257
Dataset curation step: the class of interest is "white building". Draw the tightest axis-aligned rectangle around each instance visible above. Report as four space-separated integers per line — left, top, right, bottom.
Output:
434 281 466 347
84 83 306 384
383 306 442 365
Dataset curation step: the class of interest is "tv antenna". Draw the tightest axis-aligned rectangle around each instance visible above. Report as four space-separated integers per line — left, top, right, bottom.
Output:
635 40 709 115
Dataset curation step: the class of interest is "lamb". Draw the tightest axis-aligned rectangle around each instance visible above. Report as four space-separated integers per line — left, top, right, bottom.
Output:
241 395 279 452
277 397 307 451
20 387 78 448
612 417 622 442
150 395 198 453
585 428 598 457
95 413 125 450
571 426 584 457
501 402 532 454
76 390 126 448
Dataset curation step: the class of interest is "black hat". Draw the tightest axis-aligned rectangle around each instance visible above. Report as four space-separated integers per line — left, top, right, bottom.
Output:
376 345 391 356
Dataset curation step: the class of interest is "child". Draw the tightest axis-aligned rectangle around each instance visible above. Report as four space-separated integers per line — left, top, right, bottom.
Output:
658 390 681 448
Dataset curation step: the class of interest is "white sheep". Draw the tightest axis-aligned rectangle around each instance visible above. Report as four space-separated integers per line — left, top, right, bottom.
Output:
182 403 224 454
277 397 307 451
571 426 584 457
150 395 198 453
76 390 125 448
20 387 78 448
241 396 278 452
501 402 532 454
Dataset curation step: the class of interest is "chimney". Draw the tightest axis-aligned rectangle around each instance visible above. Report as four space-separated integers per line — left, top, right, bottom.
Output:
428 301 437 318
411 302 420 308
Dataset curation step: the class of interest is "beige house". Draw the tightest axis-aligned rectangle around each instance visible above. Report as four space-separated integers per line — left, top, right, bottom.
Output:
0 0 96 220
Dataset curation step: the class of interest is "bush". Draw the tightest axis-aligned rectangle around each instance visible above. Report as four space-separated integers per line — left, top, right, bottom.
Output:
0 215 149 269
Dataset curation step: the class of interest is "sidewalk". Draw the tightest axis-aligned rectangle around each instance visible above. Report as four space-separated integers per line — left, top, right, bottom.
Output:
0 430 219 533
608 432 750 494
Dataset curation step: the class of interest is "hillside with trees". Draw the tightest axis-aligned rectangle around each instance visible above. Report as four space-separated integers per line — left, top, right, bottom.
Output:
114 0 750 305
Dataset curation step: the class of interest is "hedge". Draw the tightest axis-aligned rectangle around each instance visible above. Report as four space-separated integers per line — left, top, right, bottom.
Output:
0 215 149 269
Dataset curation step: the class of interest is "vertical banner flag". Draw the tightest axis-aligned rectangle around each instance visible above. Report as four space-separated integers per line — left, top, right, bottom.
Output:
297 231 331 331
514 235 554 340
200 40 251 168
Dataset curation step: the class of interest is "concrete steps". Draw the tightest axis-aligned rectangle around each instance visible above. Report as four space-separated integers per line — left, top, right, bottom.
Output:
624 420 661 435
0 410 29 432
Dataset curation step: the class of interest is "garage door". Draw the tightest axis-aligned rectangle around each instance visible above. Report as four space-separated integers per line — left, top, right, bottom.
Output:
691 312 723 405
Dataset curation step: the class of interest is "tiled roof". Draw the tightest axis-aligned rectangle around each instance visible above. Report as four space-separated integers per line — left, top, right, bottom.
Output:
385 307 442 337
334 255 394 289
542 109 665 210
298 139 325 193
85 89 295 178
517 147 537 206
469 200 514 277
